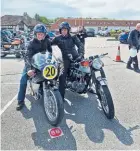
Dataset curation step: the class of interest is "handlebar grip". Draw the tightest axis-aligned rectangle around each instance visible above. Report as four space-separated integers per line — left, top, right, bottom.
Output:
103 53 108 56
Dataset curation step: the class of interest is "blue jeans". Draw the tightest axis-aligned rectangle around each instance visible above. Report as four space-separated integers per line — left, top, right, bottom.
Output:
17 66 28 103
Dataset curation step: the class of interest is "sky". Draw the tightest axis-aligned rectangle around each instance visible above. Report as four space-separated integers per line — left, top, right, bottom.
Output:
1 0 140 20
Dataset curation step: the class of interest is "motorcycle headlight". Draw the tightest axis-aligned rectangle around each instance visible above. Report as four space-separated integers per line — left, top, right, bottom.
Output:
92 58 103 69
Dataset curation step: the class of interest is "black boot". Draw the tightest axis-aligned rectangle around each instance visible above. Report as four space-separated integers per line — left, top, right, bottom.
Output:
126 64 132 69
133 56 139 72
133 64 140 72
126 57 132 69
16 101 25 111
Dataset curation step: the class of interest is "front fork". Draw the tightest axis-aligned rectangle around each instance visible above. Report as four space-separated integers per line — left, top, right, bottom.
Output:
91 68 107 91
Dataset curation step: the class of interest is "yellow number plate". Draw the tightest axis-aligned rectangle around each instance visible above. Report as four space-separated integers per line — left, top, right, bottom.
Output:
42 65 58 80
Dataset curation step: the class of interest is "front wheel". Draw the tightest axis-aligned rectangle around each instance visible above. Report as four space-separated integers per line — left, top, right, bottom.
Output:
43 89 64 126
98 85 115 119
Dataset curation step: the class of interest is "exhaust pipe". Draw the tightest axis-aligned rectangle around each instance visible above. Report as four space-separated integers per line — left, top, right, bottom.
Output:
1 50 17 54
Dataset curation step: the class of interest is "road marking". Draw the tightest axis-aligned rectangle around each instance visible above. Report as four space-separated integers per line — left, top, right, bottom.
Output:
0 94 17 116
48 127 64 138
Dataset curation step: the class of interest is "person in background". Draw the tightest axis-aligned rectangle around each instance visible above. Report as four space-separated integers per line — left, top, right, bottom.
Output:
76 26 87 53
127 23 140 72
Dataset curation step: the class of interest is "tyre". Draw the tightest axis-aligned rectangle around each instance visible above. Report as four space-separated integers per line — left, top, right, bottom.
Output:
0 48 7 58
98 85 115 119
15 53 21 58
43 89 64 126
0 53 7 58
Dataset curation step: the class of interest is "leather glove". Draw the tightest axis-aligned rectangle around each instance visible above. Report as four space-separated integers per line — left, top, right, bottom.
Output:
75 54 83 62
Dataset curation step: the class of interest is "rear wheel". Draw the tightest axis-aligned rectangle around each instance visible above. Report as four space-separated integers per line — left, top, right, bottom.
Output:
43 89 64 126
15 53 21 58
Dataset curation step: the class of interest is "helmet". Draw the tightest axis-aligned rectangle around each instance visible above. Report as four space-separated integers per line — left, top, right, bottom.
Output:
33 24 47 35
59 22 71 33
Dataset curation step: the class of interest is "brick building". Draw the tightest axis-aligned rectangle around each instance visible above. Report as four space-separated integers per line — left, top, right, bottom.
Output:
50 18 140 33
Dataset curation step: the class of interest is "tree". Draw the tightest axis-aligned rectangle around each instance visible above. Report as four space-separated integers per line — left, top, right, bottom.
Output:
34 14 40 21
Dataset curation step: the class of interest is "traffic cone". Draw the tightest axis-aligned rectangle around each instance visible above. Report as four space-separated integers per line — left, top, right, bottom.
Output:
115 45 121 62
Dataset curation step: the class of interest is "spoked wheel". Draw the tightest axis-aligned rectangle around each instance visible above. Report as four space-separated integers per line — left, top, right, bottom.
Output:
43 89 64 126
98 85 115 119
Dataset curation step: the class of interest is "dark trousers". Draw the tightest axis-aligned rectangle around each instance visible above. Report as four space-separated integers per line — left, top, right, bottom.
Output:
127 47 139 69
59 59 71 99
127 56 139 69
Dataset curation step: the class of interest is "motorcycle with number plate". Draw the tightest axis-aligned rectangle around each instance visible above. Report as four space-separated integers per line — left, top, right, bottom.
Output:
22 51 64 126
57 53 114 119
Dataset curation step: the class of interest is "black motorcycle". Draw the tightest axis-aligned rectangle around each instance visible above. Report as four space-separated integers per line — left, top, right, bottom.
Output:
1 37 26 58
21 51 64 126
57 53 115 119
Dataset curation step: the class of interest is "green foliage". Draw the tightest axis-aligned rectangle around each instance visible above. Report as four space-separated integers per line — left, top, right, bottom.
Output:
34 14 55 24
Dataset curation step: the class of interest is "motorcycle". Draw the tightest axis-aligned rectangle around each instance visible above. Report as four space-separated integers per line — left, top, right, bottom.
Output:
1 37 26 58
21 51 64 126
57 53 115 119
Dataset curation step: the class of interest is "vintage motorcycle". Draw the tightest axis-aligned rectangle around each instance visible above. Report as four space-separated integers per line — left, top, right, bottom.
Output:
1 37 26 58
21 51 64 126
57 53 115 119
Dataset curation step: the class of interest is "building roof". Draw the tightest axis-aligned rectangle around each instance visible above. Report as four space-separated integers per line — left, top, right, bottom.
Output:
1 14 42 27
50 18 140 30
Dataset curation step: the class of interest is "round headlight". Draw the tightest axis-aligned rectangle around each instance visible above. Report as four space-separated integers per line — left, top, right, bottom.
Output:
92 58 103 69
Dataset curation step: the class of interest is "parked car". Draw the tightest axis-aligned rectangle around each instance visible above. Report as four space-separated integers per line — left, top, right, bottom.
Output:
86 28 95 37
118 32 129 44
98 29 111 37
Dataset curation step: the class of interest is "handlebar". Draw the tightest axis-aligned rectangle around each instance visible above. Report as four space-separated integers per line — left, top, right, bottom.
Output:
99 53 108 58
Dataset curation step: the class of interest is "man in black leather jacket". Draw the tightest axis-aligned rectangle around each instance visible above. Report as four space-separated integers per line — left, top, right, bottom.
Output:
16 24 52 110
127 23 140 72
76 26 87 51
51 22 84 100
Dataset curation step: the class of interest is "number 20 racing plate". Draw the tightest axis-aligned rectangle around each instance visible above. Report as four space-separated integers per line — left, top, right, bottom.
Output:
42 64 58 80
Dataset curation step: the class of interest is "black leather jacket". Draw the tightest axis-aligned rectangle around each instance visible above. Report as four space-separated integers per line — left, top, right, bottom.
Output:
127 29 140 50
26 36 52 71
51 34 84 60
76 30 87 44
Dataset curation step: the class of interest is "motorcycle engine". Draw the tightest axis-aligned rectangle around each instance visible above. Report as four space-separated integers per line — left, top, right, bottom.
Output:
67 68 87 93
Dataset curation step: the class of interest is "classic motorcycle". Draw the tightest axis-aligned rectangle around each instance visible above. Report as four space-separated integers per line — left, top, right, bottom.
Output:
1 37 26 58
57 53 115 119
21 51 64 126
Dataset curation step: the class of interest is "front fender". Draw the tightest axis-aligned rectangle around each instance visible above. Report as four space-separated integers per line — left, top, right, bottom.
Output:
97 76 107 86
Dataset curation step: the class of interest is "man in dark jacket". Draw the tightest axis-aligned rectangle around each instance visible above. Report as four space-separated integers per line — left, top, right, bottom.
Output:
16 24 52 110
51 22 84 100
127 23 140 72
76 26 87 52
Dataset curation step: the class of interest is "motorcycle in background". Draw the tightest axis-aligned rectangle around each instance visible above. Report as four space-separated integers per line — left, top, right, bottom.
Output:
1 37 26 58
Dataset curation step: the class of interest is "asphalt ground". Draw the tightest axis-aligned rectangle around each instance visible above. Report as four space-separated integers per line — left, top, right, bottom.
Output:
1 37 140 150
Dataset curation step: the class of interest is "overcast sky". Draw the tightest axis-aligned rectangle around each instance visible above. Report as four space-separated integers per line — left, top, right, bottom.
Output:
1 0 140 19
